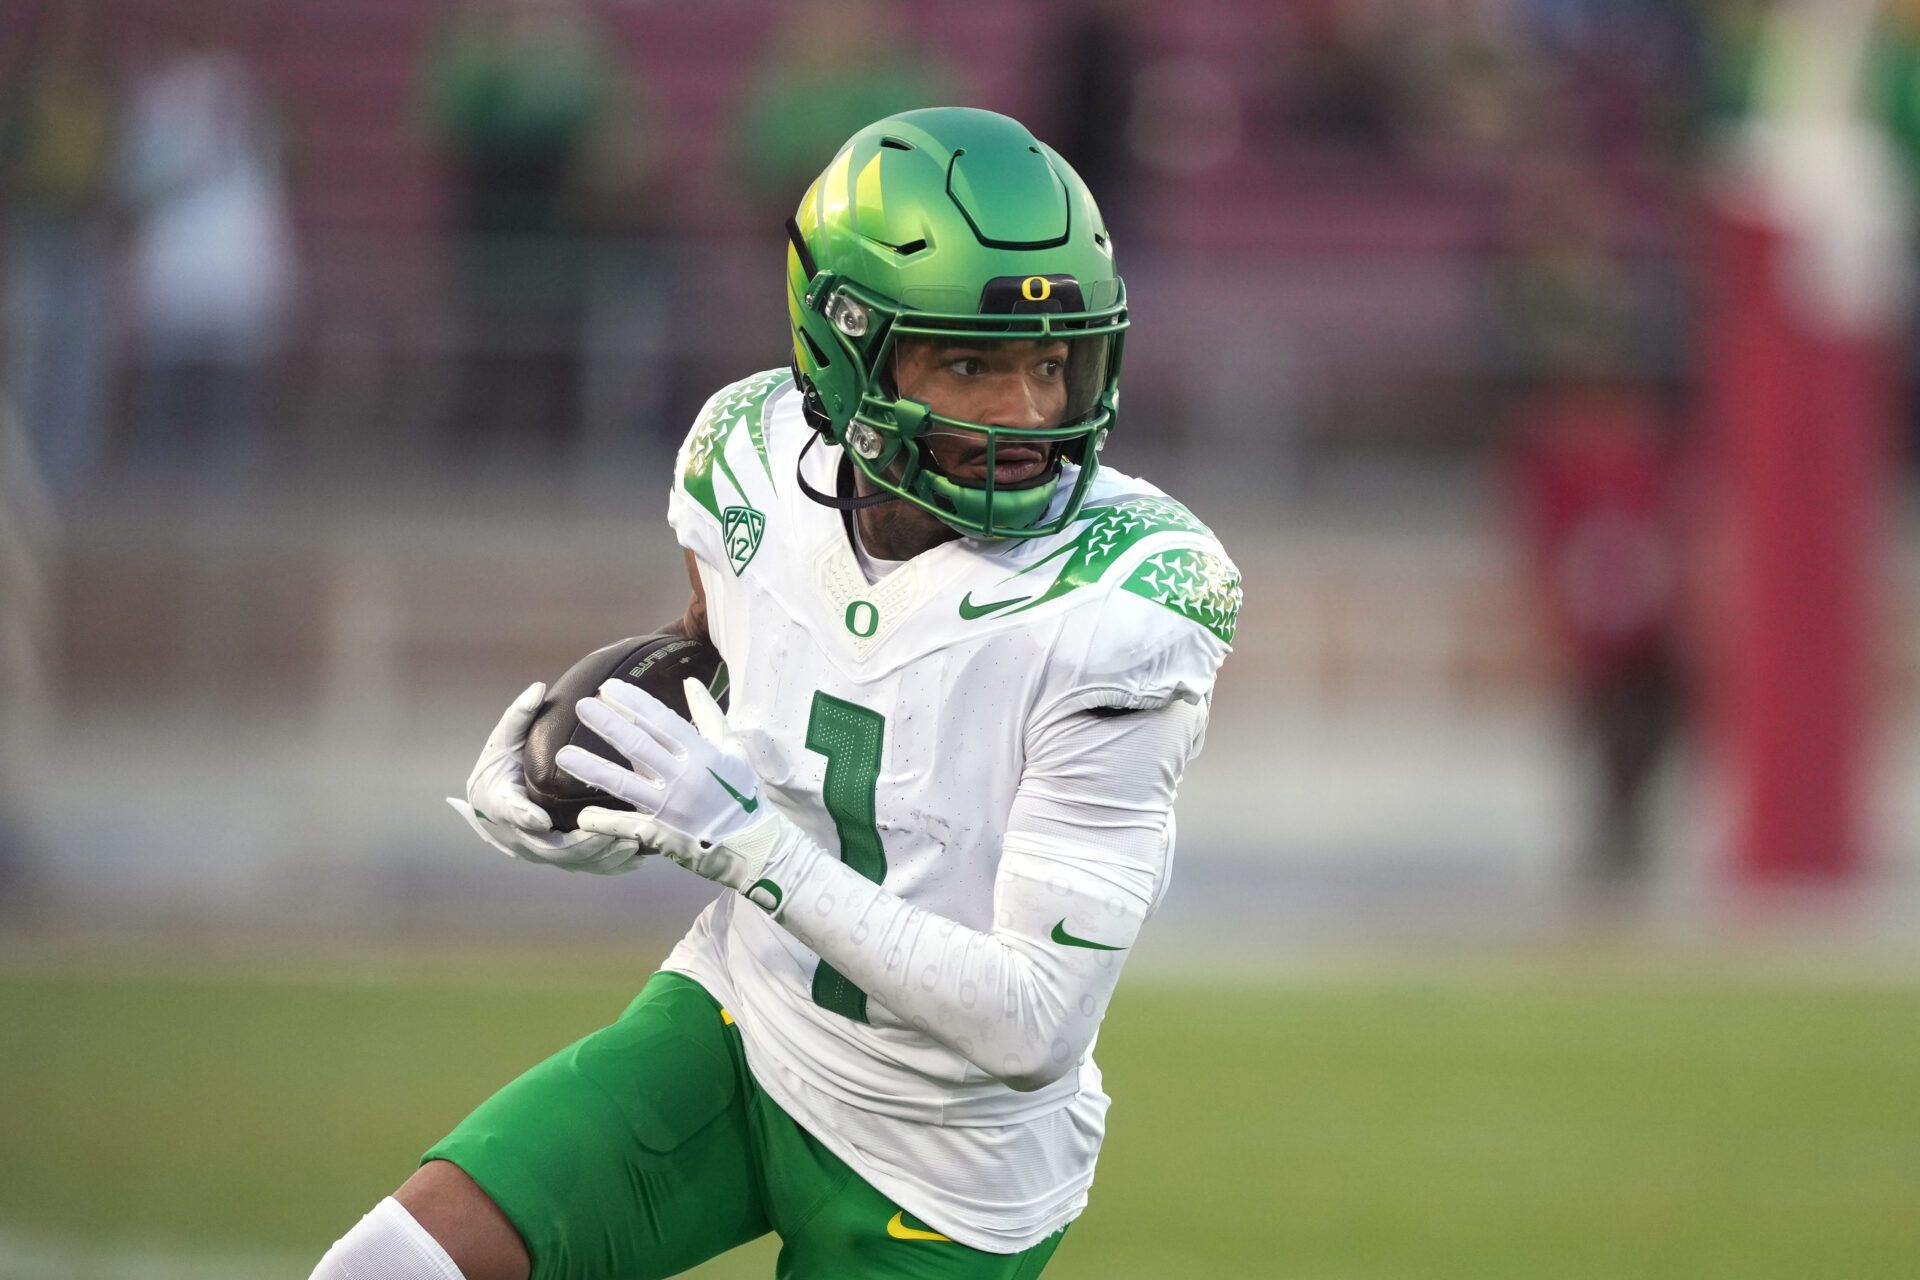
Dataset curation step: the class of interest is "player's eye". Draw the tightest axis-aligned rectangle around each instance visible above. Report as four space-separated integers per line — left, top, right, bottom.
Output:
945 355 988 376
1033 358 1065 379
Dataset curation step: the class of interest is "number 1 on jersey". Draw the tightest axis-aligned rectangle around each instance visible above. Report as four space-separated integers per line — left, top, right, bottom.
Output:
805 692 886 1022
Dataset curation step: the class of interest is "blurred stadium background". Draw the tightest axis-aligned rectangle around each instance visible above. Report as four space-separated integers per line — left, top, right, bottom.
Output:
2 0 1917 1276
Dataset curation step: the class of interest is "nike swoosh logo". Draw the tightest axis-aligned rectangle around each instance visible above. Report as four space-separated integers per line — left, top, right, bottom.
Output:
958 591 1030 620
885 1211 952 1243
708 769 759 813
1051 919 1126 951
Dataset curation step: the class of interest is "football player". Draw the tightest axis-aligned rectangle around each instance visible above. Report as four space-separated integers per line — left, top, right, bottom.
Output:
314 107 1239 1280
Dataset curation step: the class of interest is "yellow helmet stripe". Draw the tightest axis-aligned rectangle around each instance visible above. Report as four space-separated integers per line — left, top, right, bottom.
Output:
855 149 886 240
796 175 822 239
818 144 856 230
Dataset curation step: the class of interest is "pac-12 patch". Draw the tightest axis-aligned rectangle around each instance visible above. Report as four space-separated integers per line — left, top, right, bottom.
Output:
723 505 765 575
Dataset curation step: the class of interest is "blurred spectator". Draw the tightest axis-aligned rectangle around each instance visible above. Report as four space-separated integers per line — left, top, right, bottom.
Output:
1872 2 1920 172
1507 368 1688 893
1284 2 1406 154
1490 154 1638 380
1255 1 1708 177
422 0 620 459
734 0 941 224
1 0 118 499
1048 1 1141 224
1398 4 1535 169
1519 0 1708 162
1698 0 1769 126
119 9 299 481
1493 145 1688 893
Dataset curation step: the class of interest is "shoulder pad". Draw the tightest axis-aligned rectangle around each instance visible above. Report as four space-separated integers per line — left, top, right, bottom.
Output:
1115 542 1242 645
1030 496 1241 717
670 370 791 573
998 494 1235 637
676 369 789 525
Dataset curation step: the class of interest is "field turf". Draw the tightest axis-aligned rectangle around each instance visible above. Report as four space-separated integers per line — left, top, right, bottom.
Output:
1 944 1915 1279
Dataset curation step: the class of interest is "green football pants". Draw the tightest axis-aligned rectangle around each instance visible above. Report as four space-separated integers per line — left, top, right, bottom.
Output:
424 971 1067 1280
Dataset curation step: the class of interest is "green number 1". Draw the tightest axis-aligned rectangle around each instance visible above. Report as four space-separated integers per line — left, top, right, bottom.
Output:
805 691 887 1022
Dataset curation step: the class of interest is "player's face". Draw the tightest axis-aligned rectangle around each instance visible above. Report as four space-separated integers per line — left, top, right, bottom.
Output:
892 337 1071 486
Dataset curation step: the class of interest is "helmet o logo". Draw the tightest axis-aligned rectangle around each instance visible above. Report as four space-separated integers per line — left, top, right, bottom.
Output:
1020 276 1052 302
845 600 880 637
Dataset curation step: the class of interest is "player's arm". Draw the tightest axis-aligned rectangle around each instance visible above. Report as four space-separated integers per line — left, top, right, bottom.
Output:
660 550 710 643
560 681 1206 1091
752 699 1201 1089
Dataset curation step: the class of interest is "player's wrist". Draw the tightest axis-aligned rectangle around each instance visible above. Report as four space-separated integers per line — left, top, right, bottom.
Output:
725 809 829 915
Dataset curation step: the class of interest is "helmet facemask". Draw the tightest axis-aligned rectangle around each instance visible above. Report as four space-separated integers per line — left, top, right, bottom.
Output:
797 274 1126 539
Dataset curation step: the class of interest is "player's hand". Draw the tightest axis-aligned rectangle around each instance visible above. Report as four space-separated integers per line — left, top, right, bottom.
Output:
447 681 646 876
558 678 790 900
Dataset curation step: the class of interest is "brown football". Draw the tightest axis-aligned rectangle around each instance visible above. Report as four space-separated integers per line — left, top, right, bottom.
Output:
521 632 729 832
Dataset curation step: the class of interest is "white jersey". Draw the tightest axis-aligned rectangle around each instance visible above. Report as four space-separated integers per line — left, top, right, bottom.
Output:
659 370 1238 1250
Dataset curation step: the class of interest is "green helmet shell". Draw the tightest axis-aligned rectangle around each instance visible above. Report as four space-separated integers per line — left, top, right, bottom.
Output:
785 107 1127 538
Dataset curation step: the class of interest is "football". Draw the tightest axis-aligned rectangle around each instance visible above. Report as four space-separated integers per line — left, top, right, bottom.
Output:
522 632 729 831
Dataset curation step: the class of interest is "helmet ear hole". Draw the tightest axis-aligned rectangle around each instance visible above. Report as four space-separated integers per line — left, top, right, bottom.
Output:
799 329 831 370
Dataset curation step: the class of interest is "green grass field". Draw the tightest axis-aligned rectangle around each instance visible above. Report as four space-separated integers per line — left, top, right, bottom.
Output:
2 943 1916 1279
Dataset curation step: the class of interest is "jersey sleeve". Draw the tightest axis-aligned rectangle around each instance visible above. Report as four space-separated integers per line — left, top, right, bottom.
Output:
666 369 790 573
1035 534 1242 722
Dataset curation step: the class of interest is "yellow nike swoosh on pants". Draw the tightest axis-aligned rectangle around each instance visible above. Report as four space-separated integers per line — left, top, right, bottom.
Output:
886 1211 952 1242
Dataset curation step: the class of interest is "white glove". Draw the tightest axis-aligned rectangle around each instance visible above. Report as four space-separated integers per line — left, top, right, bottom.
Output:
446 680 646 876
557 678 809 907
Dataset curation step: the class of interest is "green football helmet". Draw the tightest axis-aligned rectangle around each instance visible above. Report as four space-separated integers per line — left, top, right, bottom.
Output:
785 107 1127 539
